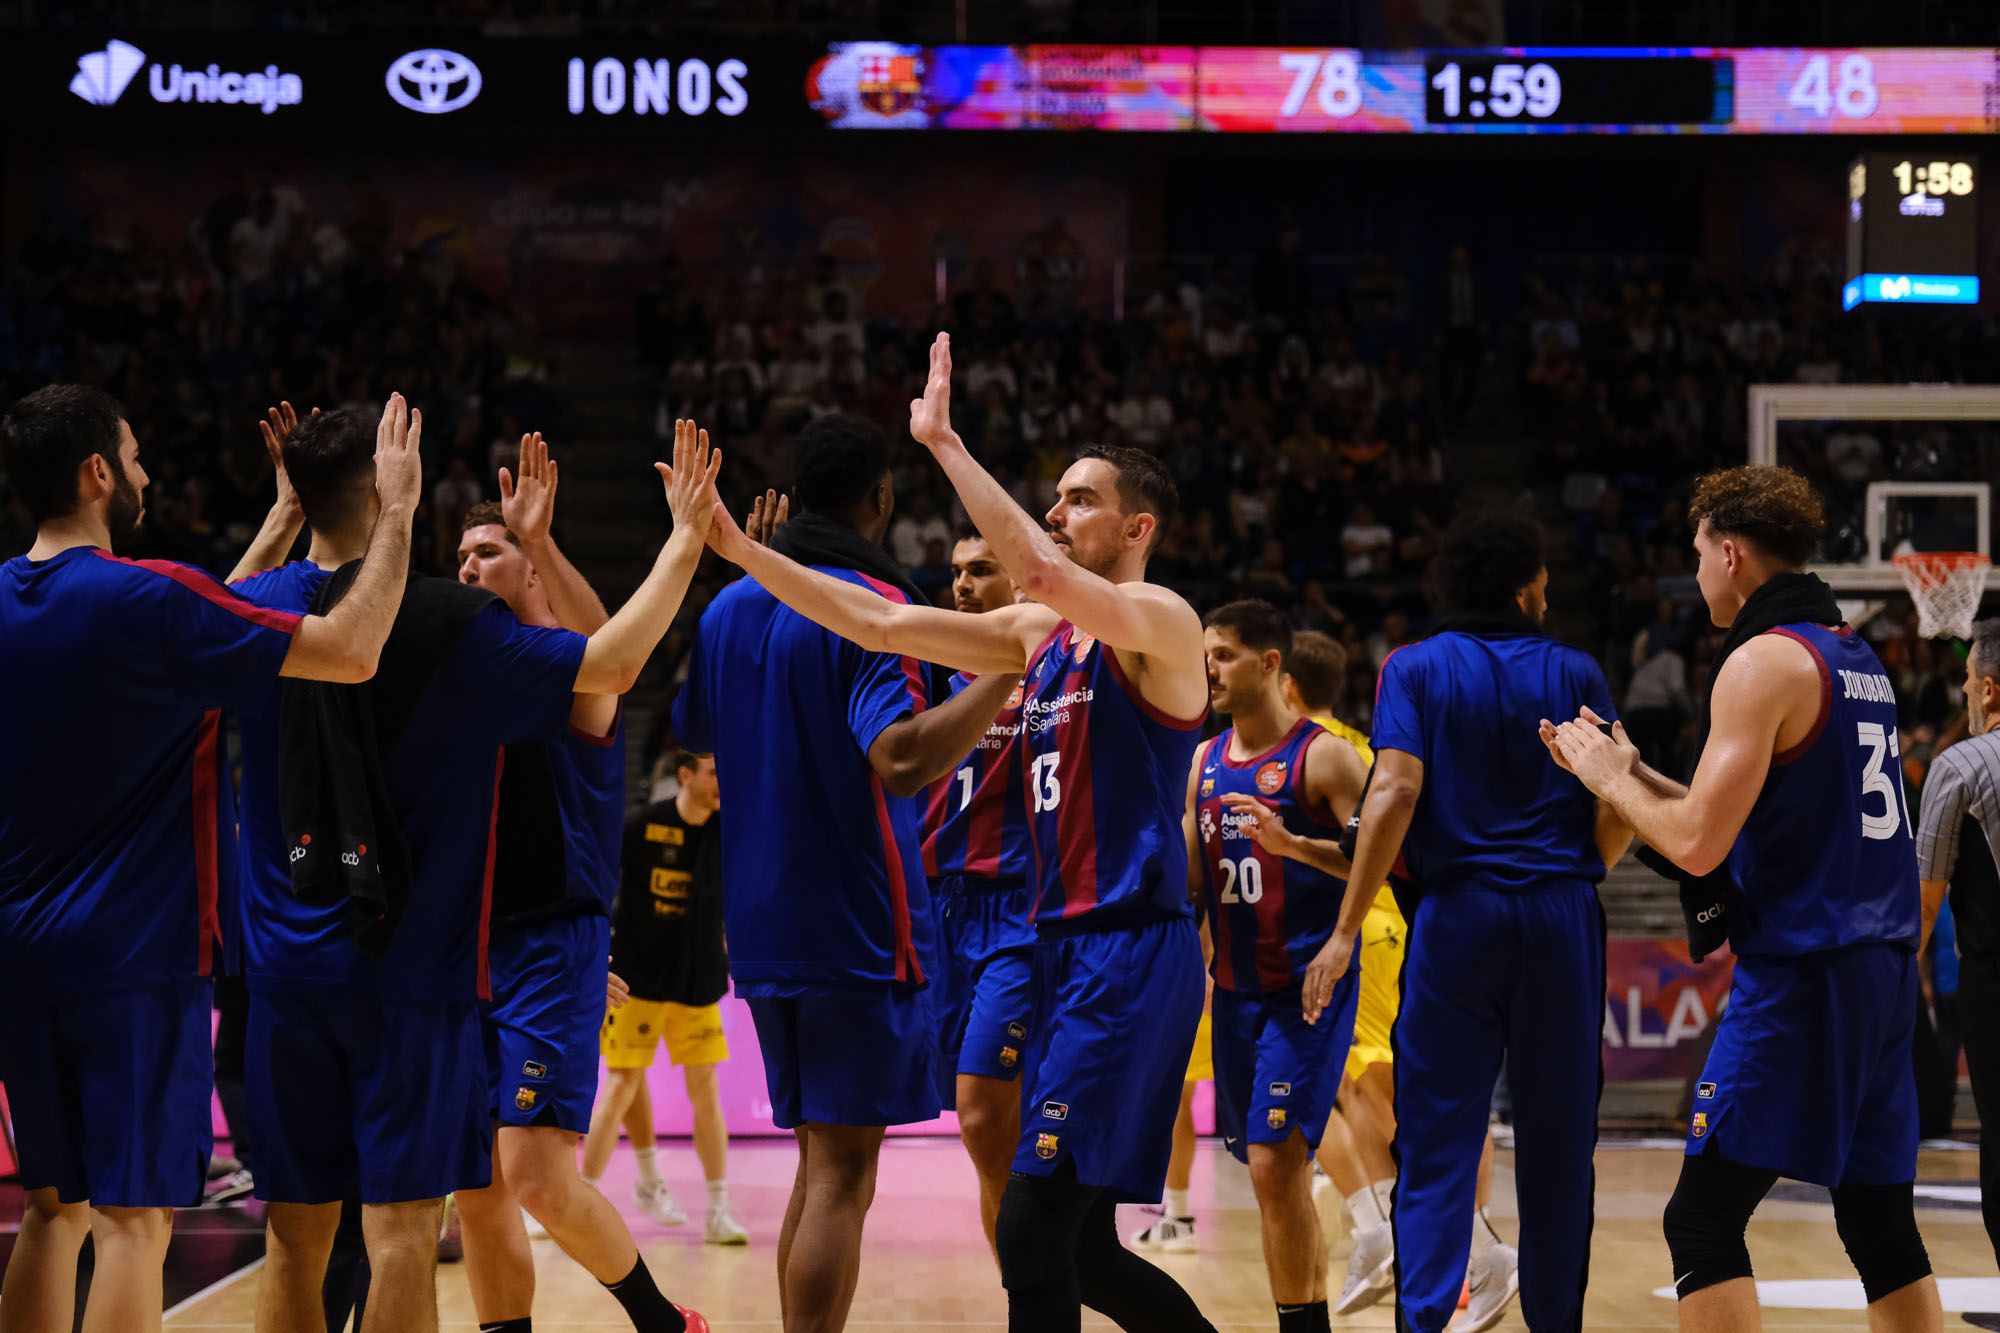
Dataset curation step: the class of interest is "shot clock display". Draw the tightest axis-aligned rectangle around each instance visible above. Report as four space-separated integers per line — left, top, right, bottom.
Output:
1844 153 1981 309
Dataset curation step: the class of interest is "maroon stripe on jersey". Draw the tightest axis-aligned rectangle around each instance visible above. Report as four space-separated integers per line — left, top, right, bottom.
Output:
920 773 952 878
192 710 222 977
1767 628 1832 766
1249 835 1293 991
1053 660 1100 917
476 750 505 1001
869 772 925 984
92 549 304 635
1099 639 1206 731
964 736 1009 878
853 573 929 715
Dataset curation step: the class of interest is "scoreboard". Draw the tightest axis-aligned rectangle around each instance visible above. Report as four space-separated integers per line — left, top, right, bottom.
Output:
12 37 2000 138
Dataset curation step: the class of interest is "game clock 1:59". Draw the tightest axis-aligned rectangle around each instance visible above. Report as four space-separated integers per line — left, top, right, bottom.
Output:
1424 54 1725 127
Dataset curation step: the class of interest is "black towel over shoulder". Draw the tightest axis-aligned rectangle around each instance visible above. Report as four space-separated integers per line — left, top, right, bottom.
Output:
278 566 494 955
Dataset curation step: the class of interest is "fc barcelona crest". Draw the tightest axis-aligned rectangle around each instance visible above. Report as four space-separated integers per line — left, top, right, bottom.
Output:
1691 1111 1707 1139
515 1086 538 1112
1267 1108 1287 1130
1035 1132 1060 1160
999 1046 1019 1068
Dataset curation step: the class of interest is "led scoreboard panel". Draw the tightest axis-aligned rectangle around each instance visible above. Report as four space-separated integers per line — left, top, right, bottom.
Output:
1843 153 1981 309
807 44 2000 134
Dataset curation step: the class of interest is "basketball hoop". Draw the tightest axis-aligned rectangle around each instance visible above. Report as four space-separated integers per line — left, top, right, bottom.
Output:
1893 552 1992 639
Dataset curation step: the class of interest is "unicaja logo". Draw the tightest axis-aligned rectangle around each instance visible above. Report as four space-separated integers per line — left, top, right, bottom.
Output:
387 49 482 114
70 39 146 105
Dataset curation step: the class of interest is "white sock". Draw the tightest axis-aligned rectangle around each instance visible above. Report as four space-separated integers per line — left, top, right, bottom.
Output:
1372 1178 1396 1219
1346 1186 1385 1228
1469 1207 1499 1263
707 1179 729 1208
1165 1188 1191 1221
633 1144 661 1188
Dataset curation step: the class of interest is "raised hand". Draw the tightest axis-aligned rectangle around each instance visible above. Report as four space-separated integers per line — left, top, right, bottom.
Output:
745 488 790 547
256 400 315 519
1219 792 1294 857
499 431 557 546
909 331 961 451
653 418 724 542
373 392 423 515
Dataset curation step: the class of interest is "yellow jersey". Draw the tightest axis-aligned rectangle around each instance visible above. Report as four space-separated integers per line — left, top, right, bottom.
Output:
1308 712 1401 917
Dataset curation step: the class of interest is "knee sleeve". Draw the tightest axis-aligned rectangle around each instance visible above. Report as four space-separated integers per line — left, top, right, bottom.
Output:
1831 1181 1932 1303
1661 1153 1777 1300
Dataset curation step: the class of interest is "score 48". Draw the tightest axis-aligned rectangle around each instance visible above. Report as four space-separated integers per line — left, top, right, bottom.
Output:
1788 53 1879 119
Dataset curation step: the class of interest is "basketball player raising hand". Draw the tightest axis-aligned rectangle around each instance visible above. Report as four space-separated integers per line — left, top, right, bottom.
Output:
704 332 1217 1333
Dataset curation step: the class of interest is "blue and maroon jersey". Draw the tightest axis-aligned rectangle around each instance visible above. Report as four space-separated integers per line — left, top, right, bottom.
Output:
0 546 299 999
1726 623 1921 957
1194 718 1347 994
1019 621 1206 927
923 671 1031 890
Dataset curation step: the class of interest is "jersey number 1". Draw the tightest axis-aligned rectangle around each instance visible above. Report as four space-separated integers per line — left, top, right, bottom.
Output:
1856 721 1911 841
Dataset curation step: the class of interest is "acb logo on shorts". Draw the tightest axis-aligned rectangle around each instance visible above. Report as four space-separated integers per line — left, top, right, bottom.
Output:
515 1086 538 1112
1255 762 1288 795
1041 1101 1068 1121
1007 1022 1028 1040
1035 1133 1060 1160
522 1060 548 1079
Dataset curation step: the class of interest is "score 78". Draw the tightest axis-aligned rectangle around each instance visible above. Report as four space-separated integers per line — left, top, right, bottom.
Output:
1277 51 1364 118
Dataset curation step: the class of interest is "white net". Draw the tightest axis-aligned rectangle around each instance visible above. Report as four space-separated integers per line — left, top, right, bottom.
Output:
1894 553 1992 640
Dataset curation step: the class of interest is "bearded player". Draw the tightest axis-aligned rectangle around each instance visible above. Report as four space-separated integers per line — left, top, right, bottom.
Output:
702 333 1216 1332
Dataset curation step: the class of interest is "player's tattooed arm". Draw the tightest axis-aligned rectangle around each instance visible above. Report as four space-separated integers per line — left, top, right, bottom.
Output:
281 394 420 682
573 419 720 696
228 400 314 584
1303 747 1423 1025
502 430 610 635
908 332 1205 714
705 494 1056 675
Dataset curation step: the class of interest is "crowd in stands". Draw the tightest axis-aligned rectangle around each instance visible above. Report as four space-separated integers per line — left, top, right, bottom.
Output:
7 185 1997 771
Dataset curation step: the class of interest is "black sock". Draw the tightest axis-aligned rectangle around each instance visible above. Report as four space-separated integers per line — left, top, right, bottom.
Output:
1276 1300 1330 1333
603 1256 686 1333
480 1321 532 1333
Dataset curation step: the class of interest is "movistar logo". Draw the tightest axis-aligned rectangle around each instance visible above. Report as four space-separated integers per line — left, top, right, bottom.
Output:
70 39 146 105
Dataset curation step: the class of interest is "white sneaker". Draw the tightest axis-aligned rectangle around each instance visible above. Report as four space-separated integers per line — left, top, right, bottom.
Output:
1129 1214 1196 1253
703 1204 750 1245
1335 1220 1395 1314
521 1206 548 1239
1452 1242 1521 1332
633 1179 686 1226
1311 1169 1348 1255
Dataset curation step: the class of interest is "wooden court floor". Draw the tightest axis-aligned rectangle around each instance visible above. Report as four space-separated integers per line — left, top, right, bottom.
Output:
162 1139 1998 1331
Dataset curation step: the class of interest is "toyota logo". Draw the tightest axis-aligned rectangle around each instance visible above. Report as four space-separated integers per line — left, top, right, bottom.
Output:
386 48 482 114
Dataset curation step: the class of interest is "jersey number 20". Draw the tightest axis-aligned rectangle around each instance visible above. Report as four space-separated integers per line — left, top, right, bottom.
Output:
1856 721 1912 841
1217 856 1265 904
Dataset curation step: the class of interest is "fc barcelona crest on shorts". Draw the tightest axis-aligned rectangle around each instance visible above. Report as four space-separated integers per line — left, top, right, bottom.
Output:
522 1060 548 1079
1000 1046 1019 1068
1691 1111 1707 1139
1255 762 1288 795
1035 1133 1060 1160
1267 1108 1287 1130
516 1086 538 1112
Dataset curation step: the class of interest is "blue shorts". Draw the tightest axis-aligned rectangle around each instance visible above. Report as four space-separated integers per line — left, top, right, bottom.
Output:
245 984 490 1204
0 979 213 1207
746 983 940 1129
1691 943 1918 1187
1013 913 1206 1203
934 876 1036 1104
485 913 609 1133
1211 966 1358 1165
